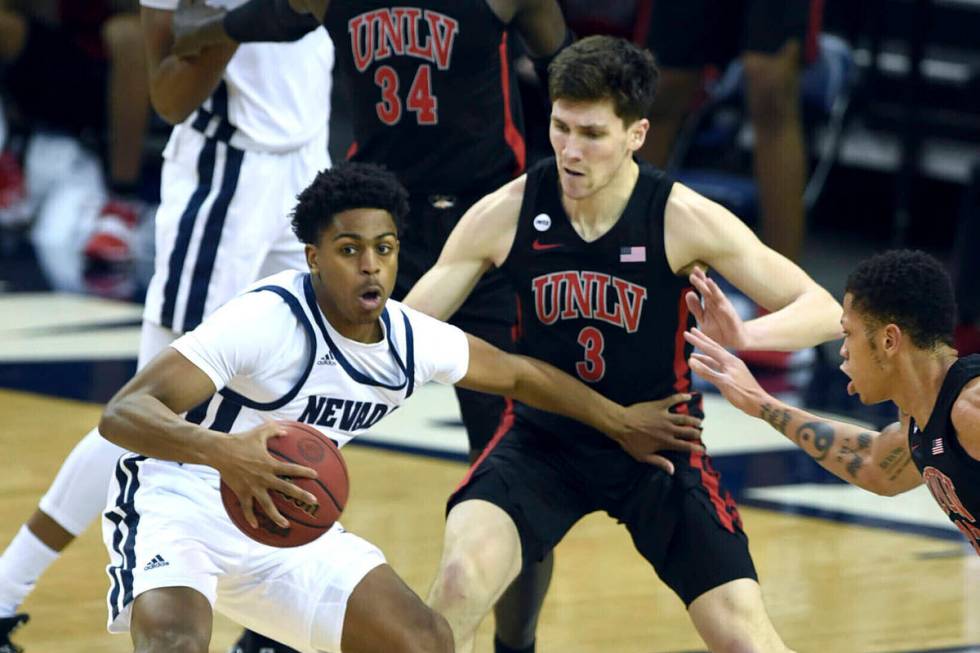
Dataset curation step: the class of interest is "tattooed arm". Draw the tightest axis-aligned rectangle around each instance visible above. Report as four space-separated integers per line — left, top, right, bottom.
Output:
685 327 923 496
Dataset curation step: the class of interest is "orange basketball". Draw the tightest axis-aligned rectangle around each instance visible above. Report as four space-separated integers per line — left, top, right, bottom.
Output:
220 420 349 547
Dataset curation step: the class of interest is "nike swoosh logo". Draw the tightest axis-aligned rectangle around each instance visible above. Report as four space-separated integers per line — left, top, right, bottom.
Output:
532 239 562 251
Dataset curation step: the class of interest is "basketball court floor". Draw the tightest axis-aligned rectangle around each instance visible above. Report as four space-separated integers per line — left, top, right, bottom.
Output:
1 291 978 652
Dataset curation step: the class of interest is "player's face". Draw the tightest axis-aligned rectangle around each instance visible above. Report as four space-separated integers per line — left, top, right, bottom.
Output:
839 293 891 405
308 208 399 339
549 98 647 201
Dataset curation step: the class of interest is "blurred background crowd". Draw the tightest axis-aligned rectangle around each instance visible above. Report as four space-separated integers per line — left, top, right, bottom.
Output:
1 0 979 427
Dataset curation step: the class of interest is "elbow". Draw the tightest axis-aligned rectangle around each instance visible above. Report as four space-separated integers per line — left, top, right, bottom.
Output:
151 97 194 125
98 403 123 445
149 86 196 125
872 482 907 498
864 474 902 497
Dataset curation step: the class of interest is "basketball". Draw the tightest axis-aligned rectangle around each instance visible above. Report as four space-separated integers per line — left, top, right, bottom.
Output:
220 420 349 548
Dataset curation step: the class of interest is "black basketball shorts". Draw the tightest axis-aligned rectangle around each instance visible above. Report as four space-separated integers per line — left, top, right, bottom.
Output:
448 418 758 606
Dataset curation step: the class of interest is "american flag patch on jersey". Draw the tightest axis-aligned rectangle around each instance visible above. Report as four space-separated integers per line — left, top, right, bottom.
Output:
932 438 944 455
620 246 646 263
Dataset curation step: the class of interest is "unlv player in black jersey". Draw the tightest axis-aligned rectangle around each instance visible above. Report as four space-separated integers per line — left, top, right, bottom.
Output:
689 250 980 556
406 36 842 652
170 2 571 652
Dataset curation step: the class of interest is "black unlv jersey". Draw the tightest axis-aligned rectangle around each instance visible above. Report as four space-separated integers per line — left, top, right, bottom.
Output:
323 1 525 196
909 354 980 555
501 157 699 451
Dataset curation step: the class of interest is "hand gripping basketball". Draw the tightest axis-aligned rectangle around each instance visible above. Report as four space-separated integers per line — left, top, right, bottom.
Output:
218 420 350 547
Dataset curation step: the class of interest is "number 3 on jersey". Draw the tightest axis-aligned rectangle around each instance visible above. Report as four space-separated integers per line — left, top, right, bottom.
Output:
576 327 606 383
374 64 438 125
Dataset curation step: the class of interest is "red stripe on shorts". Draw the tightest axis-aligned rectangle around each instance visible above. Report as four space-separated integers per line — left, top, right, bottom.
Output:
673 287 736 532
453 397 515 493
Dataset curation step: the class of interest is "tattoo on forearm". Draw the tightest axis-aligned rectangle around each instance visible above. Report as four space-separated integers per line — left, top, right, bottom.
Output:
760 403 792 435
879 445 914 481
796 421 836 461
878 446 905 470
835 431 873 478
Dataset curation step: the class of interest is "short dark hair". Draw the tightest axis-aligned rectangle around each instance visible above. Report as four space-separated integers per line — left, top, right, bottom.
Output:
845 249 956 349
291 162 409 245
548 35 659 125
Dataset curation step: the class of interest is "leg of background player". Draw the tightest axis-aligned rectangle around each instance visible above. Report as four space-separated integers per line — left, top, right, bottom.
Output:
638 68 703 168
491 553 553 653
0 9 27 62
744 41 806 262
101 13 149 193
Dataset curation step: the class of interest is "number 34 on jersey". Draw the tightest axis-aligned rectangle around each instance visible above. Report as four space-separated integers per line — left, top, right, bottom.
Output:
348 8 459 126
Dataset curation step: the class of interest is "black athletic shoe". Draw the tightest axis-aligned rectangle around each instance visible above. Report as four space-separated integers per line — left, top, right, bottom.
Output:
0 613 29 653
228 629 301 653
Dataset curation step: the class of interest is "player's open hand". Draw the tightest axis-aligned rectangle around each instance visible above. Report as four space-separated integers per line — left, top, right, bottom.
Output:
684 267 749 350
213 422 319 529
616 394 705 474
173 0 229 58
684 327 767 415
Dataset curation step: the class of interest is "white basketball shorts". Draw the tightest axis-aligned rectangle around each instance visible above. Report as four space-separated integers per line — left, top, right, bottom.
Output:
103 454 384 652
143 124 329 335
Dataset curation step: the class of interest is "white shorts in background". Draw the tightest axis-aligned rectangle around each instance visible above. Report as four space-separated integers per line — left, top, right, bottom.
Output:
102 455 384 653
144 124 329 334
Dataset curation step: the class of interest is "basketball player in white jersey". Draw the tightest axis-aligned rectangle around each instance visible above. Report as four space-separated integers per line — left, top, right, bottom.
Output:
0 3 334 650
96 162 700 652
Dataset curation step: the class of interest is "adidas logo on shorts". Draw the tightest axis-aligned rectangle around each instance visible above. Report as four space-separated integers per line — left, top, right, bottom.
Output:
143 554 170 571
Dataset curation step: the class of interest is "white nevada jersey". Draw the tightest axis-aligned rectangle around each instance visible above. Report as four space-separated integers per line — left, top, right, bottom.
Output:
170 270 470 485
141 0 334 152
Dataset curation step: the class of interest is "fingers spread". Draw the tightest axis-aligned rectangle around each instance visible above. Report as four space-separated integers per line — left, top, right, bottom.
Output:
240 495 258 529
685 291 704 321
276 462 318 479
254 491 289 529
670 425 704 440
688 357 719 380
669 413 703 428
688 328 728 357
273 478 318 506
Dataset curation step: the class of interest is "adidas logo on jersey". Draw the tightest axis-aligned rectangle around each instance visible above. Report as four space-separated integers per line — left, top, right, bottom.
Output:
143 555 169 571
317 352 336 366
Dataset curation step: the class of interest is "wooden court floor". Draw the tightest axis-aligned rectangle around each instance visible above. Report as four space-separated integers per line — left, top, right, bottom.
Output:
1 389 978 653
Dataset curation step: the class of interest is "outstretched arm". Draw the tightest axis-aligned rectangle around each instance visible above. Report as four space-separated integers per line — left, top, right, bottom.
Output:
404 178 524 321
684 327 922 495
457 334 704 474
100 348 318 528
666 183 842 350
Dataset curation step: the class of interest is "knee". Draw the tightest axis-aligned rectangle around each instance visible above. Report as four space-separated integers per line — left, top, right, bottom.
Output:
431 552 485 609
133 629 208 653
132 616 209 653
744 55 800 127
